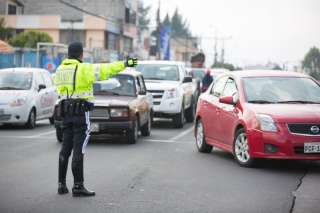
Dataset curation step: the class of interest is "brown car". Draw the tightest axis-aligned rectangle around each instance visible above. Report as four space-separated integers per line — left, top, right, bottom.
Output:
55 70 153 144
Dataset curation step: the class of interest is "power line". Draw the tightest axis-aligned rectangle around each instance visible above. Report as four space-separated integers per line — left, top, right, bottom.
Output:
59 0 120 24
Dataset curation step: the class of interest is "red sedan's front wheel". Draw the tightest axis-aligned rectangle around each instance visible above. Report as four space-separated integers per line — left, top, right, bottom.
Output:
195 120 213 153
234 128 256 167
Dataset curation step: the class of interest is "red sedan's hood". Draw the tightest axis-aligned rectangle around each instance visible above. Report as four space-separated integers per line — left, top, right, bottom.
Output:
93 95 136 107
246 103 320 123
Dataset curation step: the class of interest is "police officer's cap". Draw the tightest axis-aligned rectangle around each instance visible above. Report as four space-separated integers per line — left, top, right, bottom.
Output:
68 42 83 59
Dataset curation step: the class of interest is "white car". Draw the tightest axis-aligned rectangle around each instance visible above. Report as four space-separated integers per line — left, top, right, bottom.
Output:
0 68 58 128
136 61 196 128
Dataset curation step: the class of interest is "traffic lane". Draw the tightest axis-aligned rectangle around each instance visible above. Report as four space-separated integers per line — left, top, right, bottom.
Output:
0 127 312 213
0 120 54 138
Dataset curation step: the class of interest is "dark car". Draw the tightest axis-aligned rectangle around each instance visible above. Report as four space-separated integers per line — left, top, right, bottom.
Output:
55 70 153 144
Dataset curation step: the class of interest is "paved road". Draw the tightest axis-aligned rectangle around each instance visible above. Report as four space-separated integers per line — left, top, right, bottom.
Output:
0 120 319 213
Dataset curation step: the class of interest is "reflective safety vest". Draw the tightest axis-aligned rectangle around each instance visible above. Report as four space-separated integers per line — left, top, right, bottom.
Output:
53 59 125 100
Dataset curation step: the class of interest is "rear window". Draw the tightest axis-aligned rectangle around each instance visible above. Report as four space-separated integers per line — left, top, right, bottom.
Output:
136 64 180 81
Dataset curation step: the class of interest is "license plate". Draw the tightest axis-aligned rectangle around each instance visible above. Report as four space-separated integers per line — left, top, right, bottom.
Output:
304 143 320 153
0 109 3 115
90 123 99 133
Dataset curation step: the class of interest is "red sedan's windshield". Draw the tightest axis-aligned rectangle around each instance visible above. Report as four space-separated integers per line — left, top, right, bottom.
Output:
243 77 320 104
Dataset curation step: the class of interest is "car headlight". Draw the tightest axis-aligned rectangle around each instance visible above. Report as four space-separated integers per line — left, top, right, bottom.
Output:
165 88 178 99
256 114 278 132
10 98 27 107
110 108 129 117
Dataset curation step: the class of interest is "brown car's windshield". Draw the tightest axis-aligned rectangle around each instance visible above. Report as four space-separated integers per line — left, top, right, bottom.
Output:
93 75 136 97
243 77 320 104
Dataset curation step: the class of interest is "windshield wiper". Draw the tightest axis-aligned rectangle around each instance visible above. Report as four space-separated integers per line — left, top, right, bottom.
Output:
96 91 121 96
146 77 164 81
0 86 24 90
277 100 320 104
248 100 276 104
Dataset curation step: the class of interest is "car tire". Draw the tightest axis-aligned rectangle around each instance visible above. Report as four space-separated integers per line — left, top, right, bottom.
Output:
173 105 184 129
233 128 256 167
127 119 139 144
25 108 36 129
195 119 213 153
185 98 195 123
141 113 151 137
56 126 63 143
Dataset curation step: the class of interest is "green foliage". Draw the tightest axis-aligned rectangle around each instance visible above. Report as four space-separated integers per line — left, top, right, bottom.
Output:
273 64 282 70
162 9 191 38
212 62 240 71
138 1 151 31
9 31 53 48
0 18 12 41
302 47 320 80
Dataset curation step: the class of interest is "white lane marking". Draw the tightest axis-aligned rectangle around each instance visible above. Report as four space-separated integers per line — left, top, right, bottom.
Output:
144 139 175 143
144 139 193 143
0 130 56 139
169 126 194 141
27 130 56 138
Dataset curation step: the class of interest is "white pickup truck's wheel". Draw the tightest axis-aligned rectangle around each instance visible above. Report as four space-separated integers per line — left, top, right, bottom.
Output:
173 107 184 128
185 98 195 123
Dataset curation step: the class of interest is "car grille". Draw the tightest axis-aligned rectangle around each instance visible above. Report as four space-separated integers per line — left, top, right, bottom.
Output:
0 114 11 121
148 90 164 105
288 123 320 136
90 108 109 119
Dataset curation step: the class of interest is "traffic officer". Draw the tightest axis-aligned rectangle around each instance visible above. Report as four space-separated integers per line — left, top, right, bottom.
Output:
54 42 137 197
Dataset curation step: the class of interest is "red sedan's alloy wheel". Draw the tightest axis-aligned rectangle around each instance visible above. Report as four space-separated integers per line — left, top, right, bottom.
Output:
234 128 255 167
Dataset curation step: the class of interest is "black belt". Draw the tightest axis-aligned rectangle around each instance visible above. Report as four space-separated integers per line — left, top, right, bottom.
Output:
56 99 94 118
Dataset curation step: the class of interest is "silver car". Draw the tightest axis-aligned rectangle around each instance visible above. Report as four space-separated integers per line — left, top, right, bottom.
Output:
0 68 58 128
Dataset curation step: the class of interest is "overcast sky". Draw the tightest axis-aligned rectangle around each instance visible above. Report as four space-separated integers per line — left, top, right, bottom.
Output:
142 0 320 67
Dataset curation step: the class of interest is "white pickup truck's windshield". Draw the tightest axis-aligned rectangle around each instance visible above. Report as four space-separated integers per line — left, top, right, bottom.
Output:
136 64 180 81
0 71 33 90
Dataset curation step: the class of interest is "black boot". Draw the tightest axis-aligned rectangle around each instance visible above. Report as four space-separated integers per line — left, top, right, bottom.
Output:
58 182 69 195
72 183 95 197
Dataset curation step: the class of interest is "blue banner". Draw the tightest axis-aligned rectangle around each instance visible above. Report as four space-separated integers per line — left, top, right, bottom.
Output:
160 25 171 60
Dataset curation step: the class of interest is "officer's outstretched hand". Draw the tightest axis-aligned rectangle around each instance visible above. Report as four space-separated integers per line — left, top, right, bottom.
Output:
125 58 138 67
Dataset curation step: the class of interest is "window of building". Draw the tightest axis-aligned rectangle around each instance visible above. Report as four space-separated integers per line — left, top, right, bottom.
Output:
60 30 86 47
105 32 119 51
123 37 133 53
8 4 17 14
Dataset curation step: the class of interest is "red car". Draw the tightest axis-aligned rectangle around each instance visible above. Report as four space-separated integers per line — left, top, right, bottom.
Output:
195 70 320 167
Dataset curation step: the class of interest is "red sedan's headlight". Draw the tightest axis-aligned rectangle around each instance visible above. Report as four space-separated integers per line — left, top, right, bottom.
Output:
256 114 278 132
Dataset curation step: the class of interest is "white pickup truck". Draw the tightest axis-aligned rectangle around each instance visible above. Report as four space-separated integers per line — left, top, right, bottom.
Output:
136 61 197 128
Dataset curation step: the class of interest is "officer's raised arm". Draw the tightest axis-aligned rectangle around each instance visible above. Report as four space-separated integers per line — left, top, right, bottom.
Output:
94 58 138 81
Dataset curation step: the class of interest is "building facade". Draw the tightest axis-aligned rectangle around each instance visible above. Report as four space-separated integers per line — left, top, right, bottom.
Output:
0 0 138 61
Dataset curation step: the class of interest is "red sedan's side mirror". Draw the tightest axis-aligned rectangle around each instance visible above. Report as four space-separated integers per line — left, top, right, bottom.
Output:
219 96 236 105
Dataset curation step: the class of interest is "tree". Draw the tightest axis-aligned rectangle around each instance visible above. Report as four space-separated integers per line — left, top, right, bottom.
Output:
273 64 282 70
162 13 171 27
9 31 53 48
138 1 151 31
0 18 12 41
170 8 191 38
302 47 320 80
212 62 237 71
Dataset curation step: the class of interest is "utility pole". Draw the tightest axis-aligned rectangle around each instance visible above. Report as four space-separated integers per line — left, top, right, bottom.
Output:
156 0 161 59
220 36 232 64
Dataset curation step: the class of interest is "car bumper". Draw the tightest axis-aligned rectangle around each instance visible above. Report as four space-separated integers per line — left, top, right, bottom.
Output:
153 97 182 116
247 126 320 160
0 105 30 124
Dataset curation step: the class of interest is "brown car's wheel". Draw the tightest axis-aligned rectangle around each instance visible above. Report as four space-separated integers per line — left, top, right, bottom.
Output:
127 119 139 144
141 113 151 137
